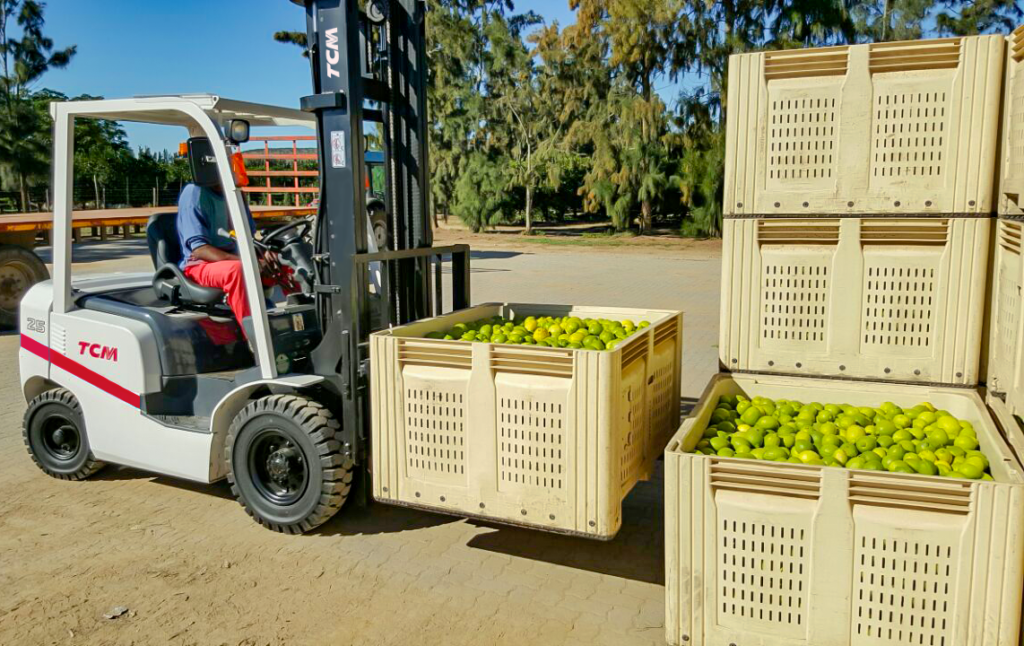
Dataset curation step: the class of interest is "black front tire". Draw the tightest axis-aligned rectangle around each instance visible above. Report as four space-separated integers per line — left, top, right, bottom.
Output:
23 388 105 480
226 394 353 534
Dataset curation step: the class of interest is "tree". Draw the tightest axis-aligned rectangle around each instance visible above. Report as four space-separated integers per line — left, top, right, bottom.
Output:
0 0 74 210
934 0 1023 36
567 0 679 234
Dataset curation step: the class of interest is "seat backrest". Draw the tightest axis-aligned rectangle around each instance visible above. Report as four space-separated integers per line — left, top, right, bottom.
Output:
146 212 183 269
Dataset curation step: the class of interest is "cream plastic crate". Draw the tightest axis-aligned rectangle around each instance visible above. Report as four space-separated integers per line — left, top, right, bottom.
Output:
720 216 990 385
665 372 1024 646
726 35 1005 216
999 25 1024 218
370 303 683 538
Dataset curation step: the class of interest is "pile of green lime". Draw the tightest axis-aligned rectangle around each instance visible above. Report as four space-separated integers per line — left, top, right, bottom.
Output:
424 315 650 351
692 395 994 480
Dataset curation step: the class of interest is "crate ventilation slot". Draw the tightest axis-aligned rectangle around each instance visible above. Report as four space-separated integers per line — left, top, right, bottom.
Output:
872 89 948 180
499 397 566 492
490 347 573 378
719 517 809 631
710 461 822 499
1012 25 1024 63
869 38 961 73
767 93 838 183
763 46 848 80
757 219 840 245
654 318 679 346
1001 220 1022 255
848 474 972 514
853 533 955 645
863 264 936 349
398 339 472 369
405 387 466 478
620 338 648 369
761 263 829 343
860 219 949 246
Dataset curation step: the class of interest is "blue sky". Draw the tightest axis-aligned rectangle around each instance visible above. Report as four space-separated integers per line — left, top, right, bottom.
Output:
39 0 674 153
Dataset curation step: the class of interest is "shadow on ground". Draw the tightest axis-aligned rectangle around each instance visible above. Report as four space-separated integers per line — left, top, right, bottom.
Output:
93 464 236 501
316 501 456 537
94 464 457 535
465 468 665 586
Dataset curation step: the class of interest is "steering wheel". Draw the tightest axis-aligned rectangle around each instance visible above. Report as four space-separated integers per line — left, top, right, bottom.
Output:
260 219 311 250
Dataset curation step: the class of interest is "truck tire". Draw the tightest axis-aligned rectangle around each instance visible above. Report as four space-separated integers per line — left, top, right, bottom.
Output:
0 245 48 329
23 388 105 480
226 394 353 534
369 206 389 251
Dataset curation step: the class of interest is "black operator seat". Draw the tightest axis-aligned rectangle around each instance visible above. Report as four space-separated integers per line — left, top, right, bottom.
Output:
146 212 225 307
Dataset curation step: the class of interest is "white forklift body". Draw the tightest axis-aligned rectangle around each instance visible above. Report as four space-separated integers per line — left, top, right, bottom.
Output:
20 95 322 483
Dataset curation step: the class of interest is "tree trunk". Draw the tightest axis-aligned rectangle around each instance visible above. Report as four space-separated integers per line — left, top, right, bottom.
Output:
18 173 27 212
93 175 100 209
640 200 653 236
524 184 533 234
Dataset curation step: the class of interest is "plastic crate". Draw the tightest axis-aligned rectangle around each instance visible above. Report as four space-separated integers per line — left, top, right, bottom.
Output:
370 303 683 538
725 35 1005 217
720 216 990 385
999 25 1024 217
664 372 1024 646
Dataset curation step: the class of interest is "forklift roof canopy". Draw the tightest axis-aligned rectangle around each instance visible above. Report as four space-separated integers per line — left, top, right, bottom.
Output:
48 94 316 130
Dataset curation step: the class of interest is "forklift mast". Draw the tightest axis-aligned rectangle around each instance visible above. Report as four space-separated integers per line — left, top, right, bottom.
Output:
291 0 469 473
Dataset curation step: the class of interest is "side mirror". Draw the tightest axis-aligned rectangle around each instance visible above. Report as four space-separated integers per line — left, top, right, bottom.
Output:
228 119 250 144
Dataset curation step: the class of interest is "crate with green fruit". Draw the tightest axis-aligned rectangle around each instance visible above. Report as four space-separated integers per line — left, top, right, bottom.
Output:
423 314 650 351
692 395 991 480
665 373 1024 646
371 303 682 538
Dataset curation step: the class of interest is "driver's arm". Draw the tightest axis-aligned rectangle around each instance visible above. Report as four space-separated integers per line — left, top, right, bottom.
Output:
190 244 240 263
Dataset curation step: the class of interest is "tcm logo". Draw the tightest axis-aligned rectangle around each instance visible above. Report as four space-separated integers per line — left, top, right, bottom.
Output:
324 27 340 78
78 342 118 362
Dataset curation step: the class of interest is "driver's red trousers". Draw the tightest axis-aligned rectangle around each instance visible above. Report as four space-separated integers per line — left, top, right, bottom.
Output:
184 260 261 331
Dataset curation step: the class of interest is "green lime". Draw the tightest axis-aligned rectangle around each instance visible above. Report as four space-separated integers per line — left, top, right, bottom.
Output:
955 463 983 479
913 460 938 476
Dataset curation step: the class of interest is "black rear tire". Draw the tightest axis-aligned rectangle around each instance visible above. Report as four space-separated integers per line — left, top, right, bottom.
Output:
226 394 353 534
23 388 105 480
0 245 48 328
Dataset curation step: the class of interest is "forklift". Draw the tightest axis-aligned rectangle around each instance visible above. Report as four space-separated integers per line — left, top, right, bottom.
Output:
18 0 470 533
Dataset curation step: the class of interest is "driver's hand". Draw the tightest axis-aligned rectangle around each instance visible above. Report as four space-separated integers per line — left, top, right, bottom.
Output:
259 250 279 270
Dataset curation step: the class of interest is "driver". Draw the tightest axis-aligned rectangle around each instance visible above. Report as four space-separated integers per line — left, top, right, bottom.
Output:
176 145 282 330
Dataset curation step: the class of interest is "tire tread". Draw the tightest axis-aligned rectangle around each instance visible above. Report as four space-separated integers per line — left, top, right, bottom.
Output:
225 394 351 534
22 388 105 481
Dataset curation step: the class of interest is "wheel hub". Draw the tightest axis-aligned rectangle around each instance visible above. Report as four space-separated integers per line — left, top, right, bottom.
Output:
42 419 80 460
266 444 302 482
248 430 309 506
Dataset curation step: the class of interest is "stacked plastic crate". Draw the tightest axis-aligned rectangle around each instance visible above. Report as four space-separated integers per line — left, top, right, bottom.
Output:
665 32 1024 646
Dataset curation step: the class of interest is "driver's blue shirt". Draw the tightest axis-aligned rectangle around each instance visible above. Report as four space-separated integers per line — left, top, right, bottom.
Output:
176 183 256 269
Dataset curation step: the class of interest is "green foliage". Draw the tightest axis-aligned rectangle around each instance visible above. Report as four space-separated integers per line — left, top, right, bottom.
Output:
452 152 511 232
269 0 1024 239
0 0 75 210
